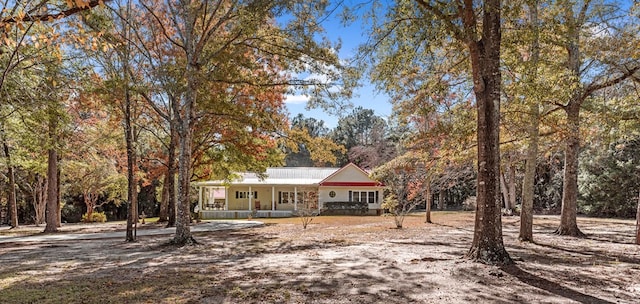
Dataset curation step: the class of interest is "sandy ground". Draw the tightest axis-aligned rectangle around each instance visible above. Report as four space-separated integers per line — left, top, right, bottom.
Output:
0 212 639 303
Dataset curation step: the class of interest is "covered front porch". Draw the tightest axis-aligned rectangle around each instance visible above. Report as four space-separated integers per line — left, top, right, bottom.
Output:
196 185 319 219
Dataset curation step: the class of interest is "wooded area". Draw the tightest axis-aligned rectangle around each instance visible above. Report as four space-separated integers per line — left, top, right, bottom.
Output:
1 0 639 266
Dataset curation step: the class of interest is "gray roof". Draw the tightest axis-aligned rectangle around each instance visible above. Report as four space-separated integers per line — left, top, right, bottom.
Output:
196 167 340 186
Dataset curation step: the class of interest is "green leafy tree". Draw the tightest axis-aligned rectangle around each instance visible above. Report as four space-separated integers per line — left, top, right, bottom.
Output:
284 114 331 167
1 0 113 232
578 138 640 218
329 107 393 169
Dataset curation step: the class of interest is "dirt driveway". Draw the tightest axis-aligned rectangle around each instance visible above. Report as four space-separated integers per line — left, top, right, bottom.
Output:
0 212 638 303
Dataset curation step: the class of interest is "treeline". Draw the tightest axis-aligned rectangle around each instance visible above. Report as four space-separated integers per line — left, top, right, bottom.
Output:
292 109 640 219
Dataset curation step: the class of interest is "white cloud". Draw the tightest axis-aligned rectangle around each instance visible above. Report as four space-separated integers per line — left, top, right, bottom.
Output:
284 94 310 105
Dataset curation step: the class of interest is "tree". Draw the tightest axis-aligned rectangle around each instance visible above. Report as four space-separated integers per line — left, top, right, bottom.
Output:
63 101 127 222
505 0 549 242
637 191 640 245
372 152 430 228
64 156 127 221
0 122 18 228
295 187 319 229
284 114 332 167
9 110 52 226
43 63 69 232
550 0 640 236
361 0 511 264
1 0 115 232
330 107 393 168
282 115 345 168
133 0 349 245
578 138 640 218
80 0 144 240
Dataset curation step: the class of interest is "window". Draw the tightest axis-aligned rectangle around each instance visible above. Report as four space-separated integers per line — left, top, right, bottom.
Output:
350 191 363 202
349 191 378 204
279 191 295 204
279 191 312 205
329 191 336 198
235 191 257 199
281 192 289 204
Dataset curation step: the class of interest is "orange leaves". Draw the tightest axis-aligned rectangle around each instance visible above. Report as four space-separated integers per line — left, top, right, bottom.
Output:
64 0 92 9
75 0 89 8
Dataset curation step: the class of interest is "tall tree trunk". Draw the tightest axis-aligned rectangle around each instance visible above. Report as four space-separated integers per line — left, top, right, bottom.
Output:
158 173 170 222
508 158 516 213
1 130 18 228
44 148 58 233
166 124 177 227
519 0 540 242
500 154 516 214
520 102 539 241
519 127 539 242
555 4 585 237
636 190 640 245
57 156 61 227
124 0 138 242
171 41 197 244
33 174 47 225
425 175 432 224
556 101 584 237
172 117 195 245
500 170 509 210
464 0 512 265
125 91 138 242
437 189 444 210
499 163 516 215
84 191 95 222
44 101 59 233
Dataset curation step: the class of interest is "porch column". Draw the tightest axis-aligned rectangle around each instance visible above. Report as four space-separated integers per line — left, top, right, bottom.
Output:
198 186 203 211
271 186 275 210
248 186 252 211
224 187 229 210
294 187 298 211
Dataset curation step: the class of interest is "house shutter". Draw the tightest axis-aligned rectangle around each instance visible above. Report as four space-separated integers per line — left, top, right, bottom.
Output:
376 191 379 203
235 191 238 199
254 191 258 199
348 191 352 202
278 191 282 204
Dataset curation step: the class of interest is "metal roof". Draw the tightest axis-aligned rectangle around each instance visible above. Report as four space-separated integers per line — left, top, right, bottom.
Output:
196 167 341 186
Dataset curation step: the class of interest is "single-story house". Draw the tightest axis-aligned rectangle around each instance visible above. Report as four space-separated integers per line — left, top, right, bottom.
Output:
194 163 384 219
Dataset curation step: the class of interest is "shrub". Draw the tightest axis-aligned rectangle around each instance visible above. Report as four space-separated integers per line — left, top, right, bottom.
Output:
321 201 368 215
82 212 107 223
578 138 640 218
61 203 83 223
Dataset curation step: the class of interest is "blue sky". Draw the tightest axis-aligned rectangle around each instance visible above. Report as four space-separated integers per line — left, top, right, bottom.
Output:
283 5 392 129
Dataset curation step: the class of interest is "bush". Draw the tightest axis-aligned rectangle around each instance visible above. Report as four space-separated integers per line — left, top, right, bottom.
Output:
321 201 368 215
82 212 107 223
578 138 640 218
61 203 83 223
